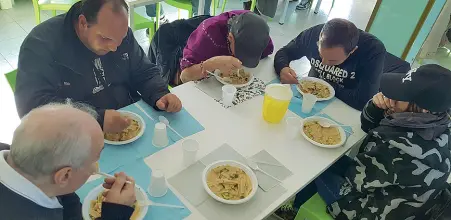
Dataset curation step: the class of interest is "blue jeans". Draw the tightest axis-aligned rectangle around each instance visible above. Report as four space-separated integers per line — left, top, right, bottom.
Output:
192 0 212 16
145 4 165 17
294 156 353 208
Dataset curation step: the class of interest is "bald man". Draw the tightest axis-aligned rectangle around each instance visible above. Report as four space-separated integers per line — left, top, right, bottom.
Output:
0 102 136 220
15 0 182 135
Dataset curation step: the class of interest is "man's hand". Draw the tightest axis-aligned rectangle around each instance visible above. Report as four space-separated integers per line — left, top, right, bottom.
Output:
156 94 182 113
280 67 299 84
102 172 136 207
372 92 396 110
204 56 242 77
103 110 130 133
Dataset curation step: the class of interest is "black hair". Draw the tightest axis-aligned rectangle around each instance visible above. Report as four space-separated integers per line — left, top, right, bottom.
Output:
319 18 359 54
80 0 129 24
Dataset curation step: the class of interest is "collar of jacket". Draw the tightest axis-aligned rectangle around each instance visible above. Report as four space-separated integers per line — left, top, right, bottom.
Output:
380 111 451 140
53 2 97 75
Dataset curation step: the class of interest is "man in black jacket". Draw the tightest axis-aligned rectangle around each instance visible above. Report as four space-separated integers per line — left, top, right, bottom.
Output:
0 102 135 219
15 0 182 133
274 18 386 110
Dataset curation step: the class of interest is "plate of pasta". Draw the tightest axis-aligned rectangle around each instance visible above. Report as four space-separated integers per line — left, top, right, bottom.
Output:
296 77 335 101
104 111 145 145
300 116 346 148
214 69 254 88
82 184 148 220
202 160 258 205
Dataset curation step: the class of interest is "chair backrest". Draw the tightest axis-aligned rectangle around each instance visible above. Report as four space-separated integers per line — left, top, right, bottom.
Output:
5 69 17 92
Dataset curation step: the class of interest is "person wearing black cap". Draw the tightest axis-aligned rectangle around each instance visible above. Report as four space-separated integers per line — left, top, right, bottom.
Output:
280 64 451 219
178 10 273 84
274 18 387 110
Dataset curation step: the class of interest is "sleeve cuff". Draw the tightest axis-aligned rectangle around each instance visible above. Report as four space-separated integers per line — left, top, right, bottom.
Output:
101 202 134 220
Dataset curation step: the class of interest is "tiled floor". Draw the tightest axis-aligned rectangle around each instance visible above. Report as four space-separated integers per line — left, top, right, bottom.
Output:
0 0 376 145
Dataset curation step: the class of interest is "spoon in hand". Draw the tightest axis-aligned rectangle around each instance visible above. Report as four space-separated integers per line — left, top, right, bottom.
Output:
158 116 184 139
94 163 133 184
247 159 282 183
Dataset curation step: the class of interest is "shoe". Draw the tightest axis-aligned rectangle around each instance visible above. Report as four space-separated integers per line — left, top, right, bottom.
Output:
146 15 170 36
296 0 311 10
274 199 298 220
243 1 251 10
159 15 169 25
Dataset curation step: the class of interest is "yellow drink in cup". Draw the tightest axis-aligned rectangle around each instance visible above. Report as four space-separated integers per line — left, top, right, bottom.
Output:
262 84 293 123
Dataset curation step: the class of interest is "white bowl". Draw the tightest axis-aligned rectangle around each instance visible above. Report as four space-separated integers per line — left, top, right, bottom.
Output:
214 71 254 88
104 110 146 145
202 160 258 205
300 116 346 149
82 184 148 220
296 76 335 101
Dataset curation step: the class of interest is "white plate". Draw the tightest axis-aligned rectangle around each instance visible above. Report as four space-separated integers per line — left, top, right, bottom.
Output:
104 111 146 145
82 184 148 220
214 70 254 88
296 77 335 101
300 116 346 149
202 160 258 205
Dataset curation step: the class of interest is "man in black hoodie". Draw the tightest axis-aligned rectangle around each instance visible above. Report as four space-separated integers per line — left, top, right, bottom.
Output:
274 18 387 110
15 0 182 134
0 102 135 220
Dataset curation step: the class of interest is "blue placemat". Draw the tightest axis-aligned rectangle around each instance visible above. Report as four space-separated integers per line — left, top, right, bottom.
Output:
77 160 191 220
135 100 205 142
99 101 204 173
267 79 335 118
316 113 353 137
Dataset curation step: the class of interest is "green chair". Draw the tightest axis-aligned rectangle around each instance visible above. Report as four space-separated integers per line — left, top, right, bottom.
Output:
32 0 77 24
216 0 256 13
132 4 161 41
5 69 17 92
165 0 215 19
295 193 333 220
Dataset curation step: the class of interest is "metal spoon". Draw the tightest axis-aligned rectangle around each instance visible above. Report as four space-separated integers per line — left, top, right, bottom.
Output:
158 116 184 139
317 121 353 134
318 120 349 128
138 200 185 209
94 163 133 184
206 70 221 78
247 159 282 183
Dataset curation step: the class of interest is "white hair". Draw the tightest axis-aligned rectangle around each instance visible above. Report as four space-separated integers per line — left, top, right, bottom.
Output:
10 100 99 179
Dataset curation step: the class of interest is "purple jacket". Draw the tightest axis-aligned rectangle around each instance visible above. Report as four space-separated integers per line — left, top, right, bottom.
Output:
181 10 274 70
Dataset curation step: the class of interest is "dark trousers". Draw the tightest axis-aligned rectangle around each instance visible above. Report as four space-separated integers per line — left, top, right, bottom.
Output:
294 156 353 208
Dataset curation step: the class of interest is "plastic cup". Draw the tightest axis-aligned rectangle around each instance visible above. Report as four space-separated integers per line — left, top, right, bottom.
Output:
285 117 300 139
182 139 199 166
148 169 168 197
262 84 293 123
301 93 318 113
222 85 237 107
152 122 168 148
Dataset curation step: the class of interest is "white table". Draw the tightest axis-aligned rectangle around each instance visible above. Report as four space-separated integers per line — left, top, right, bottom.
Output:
142 57 366 219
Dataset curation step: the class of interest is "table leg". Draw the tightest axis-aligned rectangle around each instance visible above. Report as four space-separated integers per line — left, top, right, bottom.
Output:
314 0 322 14
278 0 289 25
198 0 205 15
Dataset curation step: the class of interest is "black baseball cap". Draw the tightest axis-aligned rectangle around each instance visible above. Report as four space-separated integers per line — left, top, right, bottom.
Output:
380 64 451 112
229 12 270 68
